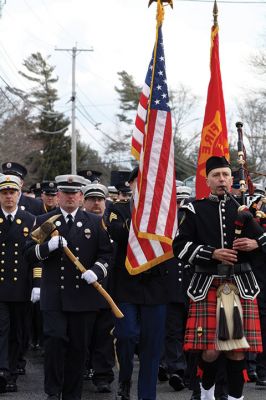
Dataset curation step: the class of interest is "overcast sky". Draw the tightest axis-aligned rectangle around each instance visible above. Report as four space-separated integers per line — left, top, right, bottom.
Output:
0 0 265 160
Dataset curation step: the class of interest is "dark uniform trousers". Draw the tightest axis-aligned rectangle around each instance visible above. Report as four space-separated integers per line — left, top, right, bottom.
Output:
0 209 35 382
43 311 97 399
107 200 168 400
26 207 112 400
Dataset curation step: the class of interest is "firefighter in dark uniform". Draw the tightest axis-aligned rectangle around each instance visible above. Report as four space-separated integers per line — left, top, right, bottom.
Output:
31 181 59 350
25 174 113 400
107 167 169 400
0 174 35 393
40 181 58 214
159 186 193 391
2 162 44 216
172 156 266 400
83 183 115 393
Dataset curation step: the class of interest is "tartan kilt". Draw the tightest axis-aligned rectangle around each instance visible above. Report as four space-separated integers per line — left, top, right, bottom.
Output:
184 279 262 352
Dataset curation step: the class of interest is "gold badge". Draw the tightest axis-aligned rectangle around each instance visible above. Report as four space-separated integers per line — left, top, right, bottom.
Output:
84 228 91 239
16 219 22 224
197 326 203 337
0 218 3 224
23 227 29 237
109 212 117 223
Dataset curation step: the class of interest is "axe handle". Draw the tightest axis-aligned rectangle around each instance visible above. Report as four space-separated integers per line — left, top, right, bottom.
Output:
62 246 124 319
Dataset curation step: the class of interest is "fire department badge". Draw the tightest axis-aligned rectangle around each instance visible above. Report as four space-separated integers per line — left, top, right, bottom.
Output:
84 228 91 239
23 227 29 237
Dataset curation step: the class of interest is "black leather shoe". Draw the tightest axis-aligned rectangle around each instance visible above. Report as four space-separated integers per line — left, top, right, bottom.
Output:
116 381 131 400
248 370 258 382
0 372 7 393
215 395 228 400
6 382 17 392
95 382 111 393
169 373 185 391
256 378 266 387
16 367 26 375
158 365 168 382
190 390 200 400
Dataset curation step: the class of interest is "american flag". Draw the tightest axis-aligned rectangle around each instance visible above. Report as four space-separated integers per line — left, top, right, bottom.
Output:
125 24 177 275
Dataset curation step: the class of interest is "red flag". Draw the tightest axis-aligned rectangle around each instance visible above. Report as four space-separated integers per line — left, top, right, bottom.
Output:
196 25 229 199
125 9 177 275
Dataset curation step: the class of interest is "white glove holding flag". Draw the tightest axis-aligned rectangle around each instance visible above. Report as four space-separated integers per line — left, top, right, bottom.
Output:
31 287 40 303
81 270 98 285
48 236 67 252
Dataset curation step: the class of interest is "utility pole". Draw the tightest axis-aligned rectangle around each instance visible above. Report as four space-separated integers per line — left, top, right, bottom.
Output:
55 45 93 174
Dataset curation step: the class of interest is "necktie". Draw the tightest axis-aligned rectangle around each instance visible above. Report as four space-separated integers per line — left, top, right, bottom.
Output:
7 214 13 225
67 214 73 230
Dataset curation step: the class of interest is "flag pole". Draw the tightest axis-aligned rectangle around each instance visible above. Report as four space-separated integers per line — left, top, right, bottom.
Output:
213 0 218 26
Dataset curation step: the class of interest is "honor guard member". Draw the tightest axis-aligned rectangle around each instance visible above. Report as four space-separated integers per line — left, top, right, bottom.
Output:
40 181 58 213
159 185 193 391
83 183 115 393
107 166 169 400
0 174 35 393
25 174 112 400
77 169 102 183
173 156 266 400
2 162 44 216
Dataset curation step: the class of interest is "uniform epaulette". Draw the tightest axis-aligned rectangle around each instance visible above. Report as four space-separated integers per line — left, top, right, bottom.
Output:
181 203 196 214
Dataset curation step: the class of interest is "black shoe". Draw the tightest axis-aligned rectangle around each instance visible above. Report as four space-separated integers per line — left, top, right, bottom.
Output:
16 367 26 375
0 372 7 394
158 365 168 382
169 373 185 391
248 370 258 382
215 395 228 400
95 382 111 393
256 377 266 387
6 382 17 392
190 390 200 400
83 368 94 380
116 381 131 400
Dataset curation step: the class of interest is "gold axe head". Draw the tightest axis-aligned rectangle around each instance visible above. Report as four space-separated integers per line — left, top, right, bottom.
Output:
148 0 173 8
31 214 61 244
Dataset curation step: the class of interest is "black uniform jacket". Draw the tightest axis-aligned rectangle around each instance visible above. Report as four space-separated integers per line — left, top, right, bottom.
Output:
19 193 44 216
25 208 113 312
172 195 265 301
0 208 35 302
107 200 169 305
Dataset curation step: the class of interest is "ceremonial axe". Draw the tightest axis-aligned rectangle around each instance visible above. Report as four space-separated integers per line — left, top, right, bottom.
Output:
31 214 124 318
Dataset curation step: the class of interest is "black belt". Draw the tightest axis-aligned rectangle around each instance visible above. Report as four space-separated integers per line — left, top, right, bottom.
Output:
195 263 251 276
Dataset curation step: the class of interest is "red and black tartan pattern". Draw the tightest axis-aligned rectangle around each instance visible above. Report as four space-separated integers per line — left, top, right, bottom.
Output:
184 279 262 352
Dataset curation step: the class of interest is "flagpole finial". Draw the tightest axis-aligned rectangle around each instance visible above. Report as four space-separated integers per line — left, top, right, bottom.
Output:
148 0 173 9
213 0 218 26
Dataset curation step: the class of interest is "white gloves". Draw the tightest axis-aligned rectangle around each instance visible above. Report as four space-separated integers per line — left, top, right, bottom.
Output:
48 236 67 252
81 270 98 285
31 287 40 303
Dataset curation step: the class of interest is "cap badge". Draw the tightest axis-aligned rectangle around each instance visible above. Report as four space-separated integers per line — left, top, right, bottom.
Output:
6 176 11 181
7 163 12 168
49 182 54 188
125 181 129 187
77 221 82 227
16 219 22 225
67 177 73 183
84 228 91 239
